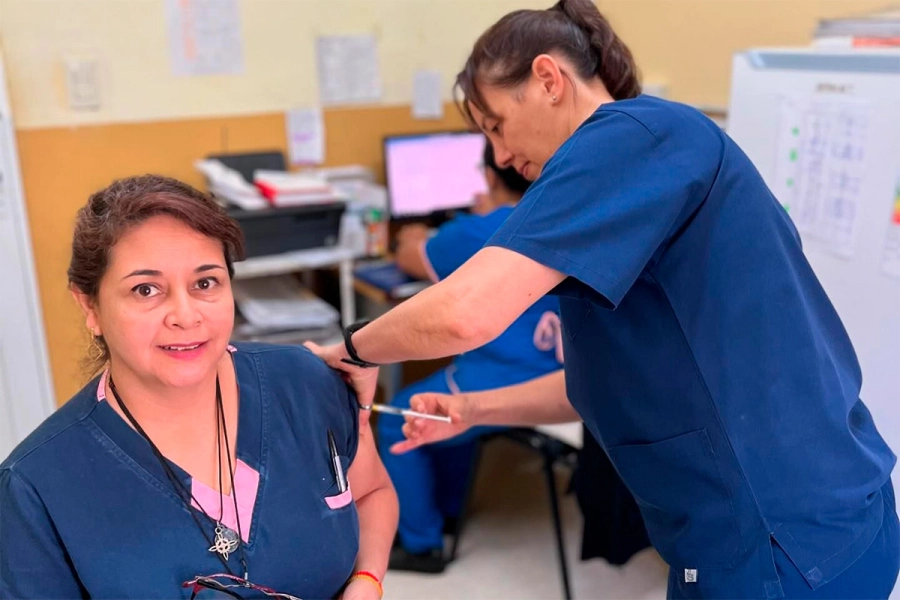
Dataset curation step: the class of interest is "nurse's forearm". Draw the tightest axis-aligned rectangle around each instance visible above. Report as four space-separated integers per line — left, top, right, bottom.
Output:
350 247 566 366
470 370 579 426
352 274 498 364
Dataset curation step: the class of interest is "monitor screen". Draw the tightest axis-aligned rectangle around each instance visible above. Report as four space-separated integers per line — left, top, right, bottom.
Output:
384 132 487 218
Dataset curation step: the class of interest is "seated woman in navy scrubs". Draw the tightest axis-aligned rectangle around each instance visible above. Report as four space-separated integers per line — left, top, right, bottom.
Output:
381 141 563 573
310 1 899 598
0 175 397 599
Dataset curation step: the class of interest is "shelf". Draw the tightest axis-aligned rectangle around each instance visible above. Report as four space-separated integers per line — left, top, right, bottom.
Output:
233 329 343 347
233 245 357 280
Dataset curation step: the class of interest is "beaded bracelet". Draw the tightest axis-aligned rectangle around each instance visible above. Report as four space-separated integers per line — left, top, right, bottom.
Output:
349 570 383 599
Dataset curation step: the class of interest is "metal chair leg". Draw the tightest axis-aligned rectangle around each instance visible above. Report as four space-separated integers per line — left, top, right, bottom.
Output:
543 448 573 600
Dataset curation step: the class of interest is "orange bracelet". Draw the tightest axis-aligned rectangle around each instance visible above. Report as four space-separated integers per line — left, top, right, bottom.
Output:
349 570 383 598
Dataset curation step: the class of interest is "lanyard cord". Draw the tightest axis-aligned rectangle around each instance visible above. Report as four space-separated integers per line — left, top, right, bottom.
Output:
219 377 245 572
108 374 248 578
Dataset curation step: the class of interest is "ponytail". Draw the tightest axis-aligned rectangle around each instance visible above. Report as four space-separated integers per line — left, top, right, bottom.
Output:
552 0 642 100
456 0 641 125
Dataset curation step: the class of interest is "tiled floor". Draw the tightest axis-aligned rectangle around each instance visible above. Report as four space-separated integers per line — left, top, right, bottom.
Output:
384 439 669 600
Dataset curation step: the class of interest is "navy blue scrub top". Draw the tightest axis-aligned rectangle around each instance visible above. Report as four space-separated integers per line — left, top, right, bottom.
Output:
487 95 896 595
0 343 360 599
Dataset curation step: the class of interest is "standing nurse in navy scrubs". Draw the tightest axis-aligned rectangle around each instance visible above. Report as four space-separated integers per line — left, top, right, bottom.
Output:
308 0 899 598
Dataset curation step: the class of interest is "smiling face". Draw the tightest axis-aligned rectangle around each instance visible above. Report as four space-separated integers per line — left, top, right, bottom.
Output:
74 214 235 391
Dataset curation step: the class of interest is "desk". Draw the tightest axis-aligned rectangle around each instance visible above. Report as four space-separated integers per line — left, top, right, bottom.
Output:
352 277 393 305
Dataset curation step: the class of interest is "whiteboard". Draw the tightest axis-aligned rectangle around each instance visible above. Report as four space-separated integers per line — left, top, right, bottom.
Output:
728 49 900 589
0 54 54 460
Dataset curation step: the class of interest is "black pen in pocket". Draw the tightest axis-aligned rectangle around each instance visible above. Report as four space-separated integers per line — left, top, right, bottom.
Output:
327 428 348 493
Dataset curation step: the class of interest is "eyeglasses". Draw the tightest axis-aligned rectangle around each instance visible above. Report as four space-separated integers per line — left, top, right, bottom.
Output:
183 574 303 600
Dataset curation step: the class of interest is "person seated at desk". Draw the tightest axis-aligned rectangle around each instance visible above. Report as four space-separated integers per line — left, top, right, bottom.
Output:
0 175 397 599
379 141 564 573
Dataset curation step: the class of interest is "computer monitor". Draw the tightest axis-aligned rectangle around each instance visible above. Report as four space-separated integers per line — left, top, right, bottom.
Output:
384 131 487 219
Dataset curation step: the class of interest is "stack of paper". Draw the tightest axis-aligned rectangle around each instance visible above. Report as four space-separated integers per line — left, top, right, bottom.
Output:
253 171 345 207
231 275 340 333
814 5 900 47
306 165 375 197
308 164 375 184
195 159 268 210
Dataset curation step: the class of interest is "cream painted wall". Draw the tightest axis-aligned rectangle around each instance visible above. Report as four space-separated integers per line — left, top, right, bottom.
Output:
0 0 886 130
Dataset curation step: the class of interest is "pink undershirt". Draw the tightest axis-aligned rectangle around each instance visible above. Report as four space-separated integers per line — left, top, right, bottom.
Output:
95 344 257 542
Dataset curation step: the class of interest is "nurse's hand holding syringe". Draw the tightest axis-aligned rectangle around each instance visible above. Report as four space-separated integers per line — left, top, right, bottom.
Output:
388 369 576 455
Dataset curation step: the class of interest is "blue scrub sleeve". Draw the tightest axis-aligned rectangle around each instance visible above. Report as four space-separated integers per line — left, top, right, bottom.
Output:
424 218 488 281
0 469 84 598
486 109 715 308
307 347 360 465
336 377 361 464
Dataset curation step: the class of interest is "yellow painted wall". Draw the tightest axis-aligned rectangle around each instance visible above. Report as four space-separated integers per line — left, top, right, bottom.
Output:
1 0 884 403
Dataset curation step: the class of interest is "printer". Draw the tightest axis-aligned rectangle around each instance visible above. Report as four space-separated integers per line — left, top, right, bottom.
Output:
205 151 345 259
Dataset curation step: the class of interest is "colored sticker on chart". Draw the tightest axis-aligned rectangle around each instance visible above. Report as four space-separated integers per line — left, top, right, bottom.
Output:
893 189 900 225
773 94 872 259
881 175 900 280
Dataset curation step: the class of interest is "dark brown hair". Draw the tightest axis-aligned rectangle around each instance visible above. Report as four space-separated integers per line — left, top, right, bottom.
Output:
69 174 245 370
456 0 641 125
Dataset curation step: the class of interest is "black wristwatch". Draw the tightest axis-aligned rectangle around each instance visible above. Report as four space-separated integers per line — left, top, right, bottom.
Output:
341 320 380 368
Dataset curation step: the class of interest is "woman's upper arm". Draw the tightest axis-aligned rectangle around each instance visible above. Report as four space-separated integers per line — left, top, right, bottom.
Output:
0 469 83 597
346 423 390 500
440 246 566 343
331 369 388 497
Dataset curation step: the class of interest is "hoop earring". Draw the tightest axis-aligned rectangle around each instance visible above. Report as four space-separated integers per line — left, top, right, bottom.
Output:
87 330 106 364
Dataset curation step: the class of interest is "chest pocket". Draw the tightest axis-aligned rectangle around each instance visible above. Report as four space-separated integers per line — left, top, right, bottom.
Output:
320 455 356 513
315 453 360 569
607 429 744 569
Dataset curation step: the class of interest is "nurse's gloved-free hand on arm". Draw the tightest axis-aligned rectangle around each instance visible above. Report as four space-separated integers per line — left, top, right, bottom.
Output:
304 341 379 427
390 369 577 454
